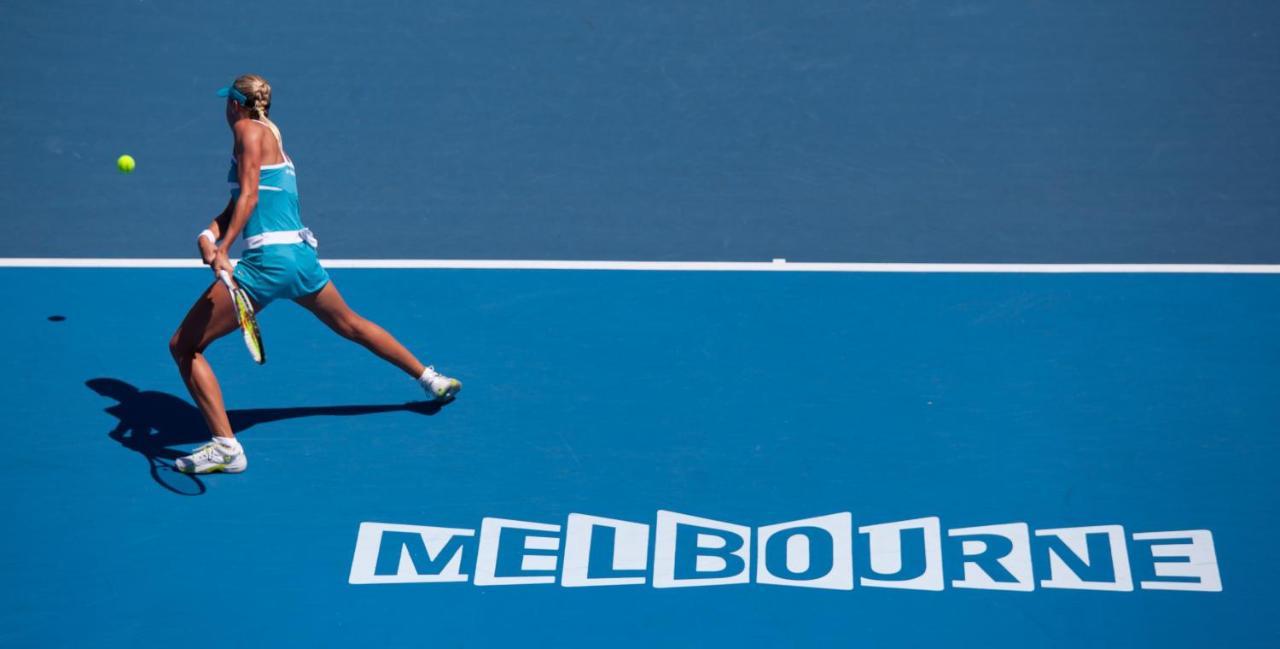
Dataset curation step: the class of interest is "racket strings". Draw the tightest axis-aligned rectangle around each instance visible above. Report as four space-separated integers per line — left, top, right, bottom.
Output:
233 290 265 363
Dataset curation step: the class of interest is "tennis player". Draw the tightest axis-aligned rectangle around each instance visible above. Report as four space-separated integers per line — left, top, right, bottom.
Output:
169 74 461 474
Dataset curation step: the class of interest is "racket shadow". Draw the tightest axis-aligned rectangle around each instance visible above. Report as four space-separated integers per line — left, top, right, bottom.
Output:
87 377 450 496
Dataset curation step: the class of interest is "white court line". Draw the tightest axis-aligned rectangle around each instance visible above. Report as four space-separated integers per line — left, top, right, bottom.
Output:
0 258 1278 273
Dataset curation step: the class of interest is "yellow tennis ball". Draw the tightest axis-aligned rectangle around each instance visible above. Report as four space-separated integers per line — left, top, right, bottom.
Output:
117 154 136 174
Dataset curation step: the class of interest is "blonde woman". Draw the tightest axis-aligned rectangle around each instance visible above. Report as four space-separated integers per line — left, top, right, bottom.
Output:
169 74 461 474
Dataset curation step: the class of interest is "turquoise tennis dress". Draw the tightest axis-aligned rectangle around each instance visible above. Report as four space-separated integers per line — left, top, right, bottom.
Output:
229 121 329 306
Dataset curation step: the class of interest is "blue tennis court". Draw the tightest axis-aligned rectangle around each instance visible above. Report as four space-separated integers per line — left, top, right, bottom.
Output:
3 267 1276 646
2 1 1278 647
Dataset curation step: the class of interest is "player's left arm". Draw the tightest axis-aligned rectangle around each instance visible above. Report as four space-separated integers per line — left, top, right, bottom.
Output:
198 197 235 265
209 198 234 240
212 122 264 277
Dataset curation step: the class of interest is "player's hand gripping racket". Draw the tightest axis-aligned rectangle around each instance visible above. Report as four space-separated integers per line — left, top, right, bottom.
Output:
218 270 265 364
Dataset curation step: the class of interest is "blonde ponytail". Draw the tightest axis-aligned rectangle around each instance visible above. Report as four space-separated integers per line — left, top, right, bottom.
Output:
232 73 284 151
232 73 272 118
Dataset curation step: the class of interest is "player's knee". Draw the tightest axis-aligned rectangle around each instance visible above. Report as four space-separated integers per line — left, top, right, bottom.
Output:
169 332 195 361
352 317 381 343
332 315 362 340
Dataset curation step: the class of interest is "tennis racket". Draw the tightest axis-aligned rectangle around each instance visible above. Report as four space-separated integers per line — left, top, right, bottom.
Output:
218 270 265 364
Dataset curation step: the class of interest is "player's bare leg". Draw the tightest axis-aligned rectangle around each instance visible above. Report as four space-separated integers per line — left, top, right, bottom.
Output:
295 281 461 400
168 281 254 473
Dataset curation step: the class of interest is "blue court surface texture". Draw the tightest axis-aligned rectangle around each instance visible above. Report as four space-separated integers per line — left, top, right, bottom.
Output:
3 1 1279 648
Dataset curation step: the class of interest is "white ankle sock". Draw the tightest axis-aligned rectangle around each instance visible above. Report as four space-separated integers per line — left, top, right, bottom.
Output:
214 436 243 454
418 366 440 385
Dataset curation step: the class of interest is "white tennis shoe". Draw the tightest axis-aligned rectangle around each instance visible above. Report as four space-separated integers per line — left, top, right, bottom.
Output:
175 440 248 474
421 366 462 401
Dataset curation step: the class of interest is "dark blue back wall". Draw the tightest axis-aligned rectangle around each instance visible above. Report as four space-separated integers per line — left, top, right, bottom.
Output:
2 1 1276 261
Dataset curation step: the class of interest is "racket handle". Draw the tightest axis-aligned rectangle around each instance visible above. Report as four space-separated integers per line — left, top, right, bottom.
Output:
218 270 234 289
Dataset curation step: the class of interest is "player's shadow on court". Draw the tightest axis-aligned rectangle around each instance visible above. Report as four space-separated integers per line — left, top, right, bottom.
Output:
87 377 448 497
